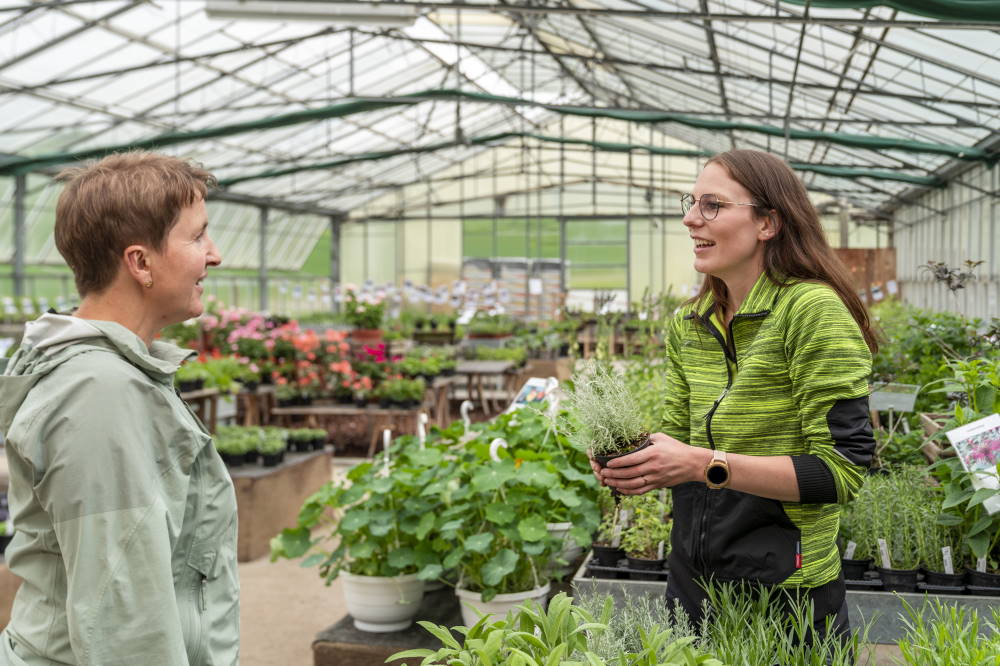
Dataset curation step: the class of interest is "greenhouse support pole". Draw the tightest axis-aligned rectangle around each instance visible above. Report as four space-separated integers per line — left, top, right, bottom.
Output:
258 206 269 312
13 173 26 301
839 198 850 248
330 216 341 313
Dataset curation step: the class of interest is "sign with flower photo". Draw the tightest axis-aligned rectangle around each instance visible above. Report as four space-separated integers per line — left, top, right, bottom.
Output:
946 413 1000 515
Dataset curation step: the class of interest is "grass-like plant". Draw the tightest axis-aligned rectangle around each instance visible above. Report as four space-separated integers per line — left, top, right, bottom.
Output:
897 598 1000 664
840 466 939 570
701 581 869 666
559 362 649 458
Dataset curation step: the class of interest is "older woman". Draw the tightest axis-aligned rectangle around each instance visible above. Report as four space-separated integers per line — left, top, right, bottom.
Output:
597 150 877 640
0 152 236 665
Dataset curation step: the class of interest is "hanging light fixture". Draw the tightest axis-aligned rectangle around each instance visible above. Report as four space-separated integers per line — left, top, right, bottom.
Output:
205 1 420 27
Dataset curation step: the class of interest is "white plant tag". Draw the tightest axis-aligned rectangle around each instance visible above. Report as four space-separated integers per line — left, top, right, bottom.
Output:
942 547 954 575
843 541 857 560
382 429 391 473
659 488 667 504
417 412 428 449
488 438 508 462
619 509 632 528
610 522 623 548
977 556 987 573
877 538 892 569
656 541 665 560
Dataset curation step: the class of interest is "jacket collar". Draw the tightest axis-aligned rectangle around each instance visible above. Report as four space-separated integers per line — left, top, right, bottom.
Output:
687 271 784 321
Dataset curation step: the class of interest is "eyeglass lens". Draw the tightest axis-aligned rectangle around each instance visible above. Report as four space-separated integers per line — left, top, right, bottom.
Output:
680 193 720 220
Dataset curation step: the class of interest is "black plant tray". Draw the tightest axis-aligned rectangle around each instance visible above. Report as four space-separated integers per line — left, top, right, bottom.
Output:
965 585 1000 597
918 583 965 595
844 578 883 591
584 560 669 581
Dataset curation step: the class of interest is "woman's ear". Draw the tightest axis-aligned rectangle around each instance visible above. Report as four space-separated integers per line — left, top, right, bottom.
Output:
759 210 781 240
123 244 153 287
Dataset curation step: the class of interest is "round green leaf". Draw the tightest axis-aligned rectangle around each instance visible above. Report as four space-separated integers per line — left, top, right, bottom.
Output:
482 549 518 586
517 515 549 542
465 533 495 553
485 503 517 525
339 509 369 533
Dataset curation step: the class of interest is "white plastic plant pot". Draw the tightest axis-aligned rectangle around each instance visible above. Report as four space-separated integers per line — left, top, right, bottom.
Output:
455 583 550 628
547 522 584 564
340 571 425 632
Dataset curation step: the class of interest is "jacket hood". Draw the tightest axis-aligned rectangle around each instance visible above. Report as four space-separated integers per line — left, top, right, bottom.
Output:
0 313 194 432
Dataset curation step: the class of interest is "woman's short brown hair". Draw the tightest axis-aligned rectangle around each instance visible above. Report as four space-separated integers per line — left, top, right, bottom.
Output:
54 151 216 296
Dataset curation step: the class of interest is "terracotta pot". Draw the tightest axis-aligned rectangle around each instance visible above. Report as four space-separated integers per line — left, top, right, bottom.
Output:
349 328 384 344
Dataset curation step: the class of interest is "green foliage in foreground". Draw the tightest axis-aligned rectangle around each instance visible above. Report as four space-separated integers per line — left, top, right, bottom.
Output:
390 581 879 666
896 598 1000 665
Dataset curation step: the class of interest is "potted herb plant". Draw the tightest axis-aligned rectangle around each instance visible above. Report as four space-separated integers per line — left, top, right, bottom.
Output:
590 487 626 568
620 493 671 581
559 363 650 472
258 432 286 467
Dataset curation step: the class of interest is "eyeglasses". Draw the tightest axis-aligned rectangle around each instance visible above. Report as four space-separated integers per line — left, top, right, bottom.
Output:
680 193 758 221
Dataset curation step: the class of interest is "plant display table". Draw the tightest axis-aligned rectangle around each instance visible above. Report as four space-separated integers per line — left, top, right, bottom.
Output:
455 360 514 415
180 386 221 434
312 588 461 666
229 450 331 562
271 404 432 456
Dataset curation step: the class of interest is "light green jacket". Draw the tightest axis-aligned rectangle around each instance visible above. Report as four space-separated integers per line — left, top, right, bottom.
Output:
0 314 239 665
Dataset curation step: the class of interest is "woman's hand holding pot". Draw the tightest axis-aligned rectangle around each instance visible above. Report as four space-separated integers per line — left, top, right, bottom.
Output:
598 432 711 495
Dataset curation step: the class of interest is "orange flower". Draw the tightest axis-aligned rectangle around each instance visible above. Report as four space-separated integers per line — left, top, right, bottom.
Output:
276 376 288 385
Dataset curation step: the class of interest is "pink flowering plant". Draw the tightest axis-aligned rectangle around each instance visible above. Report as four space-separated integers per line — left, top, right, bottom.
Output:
342 288 385 330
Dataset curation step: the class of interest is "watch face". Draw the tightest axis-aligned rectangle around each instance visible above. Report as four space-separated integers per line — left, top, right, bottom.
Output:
707 463 729 485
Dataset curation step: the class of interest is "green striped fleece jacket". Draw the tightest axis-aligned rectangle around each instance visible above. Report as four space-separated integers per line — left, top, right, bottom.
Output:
662 271 874 589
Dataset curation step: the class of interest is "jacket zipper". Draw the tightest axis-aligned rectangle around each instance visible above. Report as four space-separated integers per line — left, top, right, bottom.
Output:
698 313 736 571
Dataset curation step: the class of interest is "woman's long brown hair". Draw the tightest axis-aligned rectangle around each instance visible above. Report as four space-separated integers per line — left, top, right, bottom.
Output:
690 150 879 354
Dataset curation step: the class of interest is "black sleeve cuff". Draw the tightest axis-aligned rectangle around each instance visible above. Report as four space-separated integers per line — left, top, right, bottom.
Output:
791 455 838 504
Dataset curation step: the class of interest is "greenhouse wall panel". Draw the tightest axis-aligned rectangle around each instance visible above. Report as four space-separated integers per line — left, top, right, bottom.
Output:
895 162 999 320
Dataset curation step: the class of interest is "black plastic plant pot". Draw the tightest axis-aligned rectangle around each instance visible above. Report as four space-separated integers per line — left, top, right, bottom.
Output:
261 453 282 467
592 545 626 567
876 566 919 593
592 436 652 469
922 569 965 587
178 379 203 393
222 452 244 467
312 438 326 451
965 568 1000 589
626 556 667 582
841 558 873 580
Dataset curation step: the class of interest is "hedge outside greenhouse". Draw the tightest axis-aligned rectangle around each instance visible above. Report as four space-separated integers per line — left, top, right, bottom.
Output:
0 1 998 664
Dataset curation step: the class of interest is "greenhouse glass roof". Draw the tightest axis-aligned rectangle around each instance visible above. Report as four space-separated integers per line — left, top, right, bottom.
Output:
0 0 997 223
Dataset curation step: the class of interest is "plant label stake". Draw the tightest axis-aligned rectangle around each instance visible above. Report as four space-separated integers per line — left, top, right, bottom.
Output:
611 521 623 549
460 400 473 430
488 438 508 461
843 541 857 560
977 555 987 573
942 547 954 575
656 541 665 560
417 412 428 449
382 429 391 474
877 538 892 569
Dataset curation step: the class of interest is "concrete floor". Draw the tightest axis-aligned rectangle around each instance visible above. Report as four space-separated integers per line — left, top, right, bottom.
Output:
238 552 346 666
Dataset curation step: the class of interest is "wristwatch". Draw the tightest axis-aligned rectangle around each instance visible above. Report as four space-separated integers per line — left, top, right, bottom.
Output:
704 450 730 490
